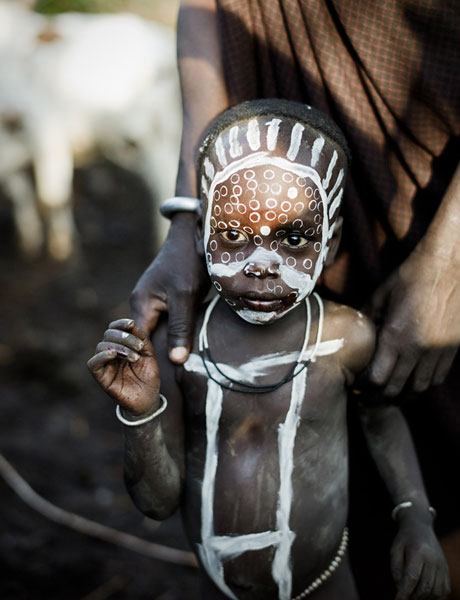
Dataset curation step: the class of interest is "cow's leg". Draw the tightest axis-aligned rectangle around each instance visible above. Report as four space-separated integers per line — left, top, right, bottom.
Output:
3 171 44 258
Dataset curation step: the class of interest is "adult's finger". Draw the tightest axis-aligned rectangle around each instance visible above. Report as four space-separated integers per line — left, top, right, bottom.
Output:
383 352 419 397
411 349 442 393
432 347 458 386
411 563 435 599
367 326 400 390
130 294 167 336
166 290 198 364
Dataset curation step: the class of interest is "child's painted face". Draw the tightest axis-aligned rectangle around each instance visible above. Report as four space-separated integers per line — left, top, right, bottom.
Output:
200 117 347 324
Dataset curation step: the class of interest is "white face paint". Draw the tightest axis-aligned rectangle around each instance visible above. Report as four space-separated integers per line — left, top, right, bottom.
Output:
200 117 346 325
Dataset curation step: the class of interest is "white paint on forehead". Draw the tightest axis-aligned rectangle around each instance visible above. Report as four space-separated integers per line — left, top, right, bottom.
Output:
247 119 261 151
286 123 305 161
311 136 325 167
322 150 338 190
327 168 344 204
204 157 215 180
266 118 282 151
329 189 343 221
201 175 209 198
215 135 228 168
229 126 243 159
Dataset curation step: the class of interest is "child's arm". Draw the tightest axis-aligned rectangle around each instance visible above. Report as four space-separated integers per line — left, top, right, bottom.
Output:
359 403 450 600
87 318 184 520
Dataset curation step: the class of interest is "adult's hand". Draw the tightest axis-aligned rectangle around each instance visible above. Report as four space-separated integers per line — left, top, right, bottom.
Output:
368 241 460 396
130 212 209 364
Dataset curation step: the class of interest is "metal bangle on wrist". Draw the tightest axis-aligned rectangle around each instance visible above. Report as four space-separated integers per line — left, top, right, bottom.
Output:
116 394 168 426
391 500 437 521
160 196 200 219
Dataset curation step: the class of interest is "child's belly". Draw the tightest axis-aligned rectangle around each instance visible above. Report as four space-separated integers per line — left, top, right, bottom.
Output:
183 422 349 599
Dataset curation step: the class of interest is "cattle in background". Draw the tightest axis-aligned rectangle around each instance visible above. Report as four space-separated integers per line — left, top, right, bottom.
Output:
0 1 181 260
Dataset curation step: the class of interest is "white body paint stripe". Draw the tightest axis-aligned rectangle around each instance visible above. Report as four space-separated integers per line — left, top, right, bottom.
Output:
329 189 343 221
266 118 282 151
286 123 304 161
322 150 338 190
326 168 344 205
247 119 261 151
229 126 243 158
193 295 332 599
215 135 228 168
311 136 324 167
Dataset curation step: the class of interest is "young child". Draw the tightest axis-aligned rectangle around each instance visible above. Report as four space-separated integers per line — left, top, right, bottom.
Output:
88 100 449 600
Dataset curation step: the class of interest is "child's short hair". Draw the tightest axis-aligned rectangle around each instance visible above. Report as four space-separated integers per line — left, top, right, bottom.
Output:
197 98 351 182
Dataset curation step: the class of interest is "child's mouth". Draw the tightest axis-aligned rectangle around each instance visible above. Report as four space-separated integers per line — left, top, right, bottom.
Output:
240 294 286 312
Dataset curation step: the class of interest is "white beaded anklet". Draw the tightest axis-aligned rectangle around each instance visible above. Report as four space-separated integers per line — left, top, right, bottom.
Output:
116 394 168 426
291 527 348 599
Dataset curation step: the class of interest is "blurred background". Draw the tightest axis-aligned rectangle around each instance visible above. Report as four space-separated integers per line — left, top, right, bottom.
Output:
0 1 201 598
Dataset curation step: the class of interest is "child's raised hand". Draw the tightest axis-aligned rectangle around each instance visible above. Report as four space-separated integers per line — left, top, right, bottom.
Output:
391 519 450 600
87 319 160 417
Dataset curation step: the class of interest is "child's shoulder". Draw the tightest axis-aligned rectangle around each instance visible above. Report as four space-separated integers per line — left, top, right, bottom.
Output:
321 299 375 377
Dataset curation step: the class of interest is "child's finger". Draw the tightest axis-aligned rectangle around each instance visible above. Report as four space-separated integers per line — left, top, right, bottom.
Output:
87 348 117 373
103 328 144 353
108 318 149 342
96 341 140 362
433 566 451 599
411 563 434 599
395 555 422 600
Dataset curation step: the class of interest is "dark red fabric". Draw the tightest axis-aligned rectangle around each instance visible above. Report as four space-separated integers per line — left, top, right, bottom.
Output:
216 2 460 596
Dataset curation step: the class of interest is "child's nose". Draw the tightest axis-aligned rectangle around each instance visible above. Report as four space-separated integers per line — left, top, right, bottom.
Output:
243 261 280 278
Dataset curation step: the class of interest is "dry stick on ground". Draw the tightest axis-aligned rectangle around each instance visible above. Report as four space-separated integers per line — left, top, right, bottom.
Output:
0 453 198 568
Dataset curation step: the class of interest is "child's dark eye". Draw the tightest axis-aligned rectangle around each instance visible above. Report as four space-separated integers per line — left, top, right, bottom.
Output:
220 230 247 243
280 234 309 248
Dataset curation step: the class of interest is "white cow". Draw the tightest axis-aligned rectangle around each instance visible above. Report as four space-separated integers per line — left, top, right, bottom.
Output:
0 1 181 260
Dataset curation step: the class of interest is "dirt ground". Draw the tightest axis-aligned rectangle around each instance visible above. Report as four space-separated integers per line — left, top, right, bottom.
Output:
0 163 201 600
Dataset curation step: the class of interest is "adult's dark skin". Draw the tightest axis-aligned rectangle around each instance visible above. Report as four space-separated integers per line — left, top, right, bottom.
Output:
130 0 460 396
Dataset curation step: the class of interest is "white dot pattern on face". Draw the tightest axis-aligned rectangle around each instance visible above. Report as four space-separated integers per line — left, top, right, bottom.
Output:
215 205 221 216
303 258 313 270
294 202 304 214
247 180 258 191
282 172 293 183
233 185 242 196
254 235 263 246
249 199 260 210
214 281 222 292
210 240 218 251
276 230 286 237
288 187 298 199
244 170 255 180
221 186 228 197
297 177 306 187
293 219 304 228
259 182 270 194
316 224 322 234
314 242 322 253
221 252 231 263
243 226 254 234
265 211 277 221
236 251 245 262
278 213 288 224
305 227 315 236
281 201 292 212
260 225 271 236
224 203 233 214
266 198 278 208
229 219 240 228
250 212 261 223
214 190 221 201
271 183 282 195
305 187 313 198
286 256 297 267
264 169 275 180
211 216 217 228
231 174 240 184
237 204 247 214
270 240 279 251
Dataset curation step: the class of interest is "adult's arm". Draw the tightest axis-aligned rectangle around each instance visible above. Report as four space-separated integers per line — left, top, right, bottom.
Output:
368 161 460 396
130 0 229 363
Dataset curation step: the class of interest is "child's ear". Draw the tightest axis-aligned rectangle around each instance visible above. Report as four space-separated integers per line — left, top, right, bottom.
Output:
194 205 205 258
324 216 343 267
